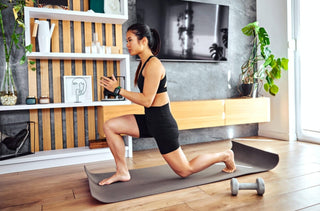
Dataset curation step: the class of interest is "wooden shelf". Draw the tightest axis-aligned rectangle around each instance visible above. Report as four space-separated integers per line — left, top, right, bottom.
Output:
0 100 131 111
225 97 270 125
97 98 271 136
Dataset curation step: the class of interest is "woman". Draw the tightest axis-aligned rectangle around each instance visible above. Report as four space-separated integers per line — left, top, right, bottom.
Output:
99 23 236 185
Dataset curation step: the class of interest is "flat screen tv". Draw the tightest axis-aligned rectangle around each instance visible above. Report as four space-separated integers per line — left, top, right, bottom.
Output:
136 0 229 62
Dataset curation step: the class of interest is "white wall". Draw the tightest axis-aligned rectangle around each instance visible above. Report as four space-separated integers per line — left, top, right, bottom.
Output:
257 0 296 141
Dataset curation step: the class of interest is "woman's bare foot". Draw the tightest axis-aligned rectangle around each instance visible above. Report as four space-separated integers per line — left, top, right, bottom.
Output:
222 150 236 173
99 172 131 186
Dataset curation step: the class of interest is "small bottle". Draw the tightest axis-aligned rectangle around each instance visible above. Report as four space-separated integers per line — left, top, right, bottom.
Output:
92 33 100 54
26 96 36 105
39 96 50 104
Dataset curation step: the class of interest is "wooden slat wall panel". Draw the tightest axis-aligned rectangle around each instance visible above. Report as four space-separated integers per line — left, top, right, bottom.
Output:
83 0 96 141
115 24 122 76
106 24 114 78
116 25 123 54
40 59 51 150
73 1 85 147
95 23 104 101
27 0 123 151
62 18 75 148
51 19 63 150
27 1 39 152
84 24 96 141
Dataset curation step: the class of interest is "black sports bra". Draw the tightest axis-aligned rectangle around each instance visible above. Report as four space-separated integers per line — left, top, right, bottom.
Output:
137 56 167 94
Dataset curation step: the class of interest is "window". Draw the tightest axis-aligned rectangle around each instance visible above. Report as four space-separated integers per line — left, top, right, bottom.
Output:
295 0 320 143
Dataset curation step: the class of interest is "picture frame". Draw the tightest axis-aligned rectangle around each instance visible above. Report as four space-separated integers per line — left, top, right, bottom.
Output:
104 0 121 15
64 76 92 103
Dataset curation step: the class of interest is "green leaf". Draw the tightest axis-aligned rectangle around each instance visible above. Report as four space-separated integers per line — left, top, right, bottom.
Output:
242 21 259 36
25 44 33 53
258 28 270 45
20 55 26 64
264 55 273 67
264 83 269 92
270 84 279 95
17 20 25 28
29 60 36 65
269 55 277 68
264 47 271 59
266 75 274 85
0 3 8 10
281 58 289 70
271 66 281 79
13 5 21 20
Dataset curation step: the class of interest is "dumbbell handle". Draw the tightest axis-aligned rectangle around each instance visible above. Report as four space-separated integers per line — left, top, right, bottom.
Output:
238 183 258 190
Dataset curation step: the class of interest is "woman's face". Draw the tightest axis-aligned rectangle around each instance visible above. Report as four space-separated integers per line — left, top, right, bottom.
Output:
126 30 143 56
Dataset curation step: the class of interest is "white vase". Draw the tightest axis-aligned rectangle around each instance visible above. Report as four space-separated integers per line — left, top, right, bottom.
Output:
0 62 17 106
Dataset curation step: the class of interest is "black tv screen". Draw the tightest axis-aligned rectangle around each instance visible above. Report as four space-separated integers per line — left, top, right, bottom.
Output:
136 0 229 62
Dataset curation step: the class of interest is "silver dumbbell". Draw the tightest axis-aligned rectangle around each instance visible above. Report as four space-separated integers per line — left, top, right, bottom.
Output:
230 178 265 196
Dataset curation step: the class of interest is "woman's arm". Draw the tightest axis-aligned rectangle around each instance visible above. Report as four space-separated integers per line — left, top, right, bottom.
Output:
100 58 164 108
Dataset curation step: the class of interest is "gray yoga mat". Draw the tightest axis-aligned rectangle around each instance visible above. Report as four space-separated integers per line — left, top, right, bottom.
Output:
85 141 279 203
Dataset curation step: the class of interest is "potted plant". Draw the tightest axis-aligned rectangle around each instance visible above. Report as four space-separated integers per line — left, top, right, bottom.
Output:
240 21 289 97
0 0 35 105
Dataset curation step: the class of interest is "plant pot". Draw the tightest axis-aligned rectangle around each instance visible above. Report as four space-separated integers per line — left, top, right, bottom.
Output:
241 83 258 98
0 62 18 106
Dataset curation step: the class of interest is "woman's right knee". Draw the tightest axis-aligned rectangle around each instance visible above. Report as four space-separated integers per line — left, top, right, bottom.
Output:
103 115 139 138
103 119 118 134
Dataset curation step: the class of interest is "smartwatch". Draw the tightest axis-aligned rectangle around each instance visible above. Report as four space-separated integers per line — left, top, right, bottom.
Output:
114 86 121 96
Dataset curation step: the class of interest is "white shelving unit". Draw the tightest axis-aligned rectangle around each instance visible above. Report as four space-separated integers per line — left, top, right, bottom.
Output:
0 2 132 173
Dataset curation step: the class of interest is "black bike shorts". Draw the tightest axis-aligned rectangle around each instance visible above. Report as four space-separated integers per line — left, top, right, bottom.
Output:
134 103 180 154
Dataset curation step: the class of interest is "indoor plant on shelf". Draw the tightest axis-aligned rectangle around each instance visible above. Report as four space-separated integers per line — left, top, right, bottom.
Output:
240 21 289 97
0 0 34 106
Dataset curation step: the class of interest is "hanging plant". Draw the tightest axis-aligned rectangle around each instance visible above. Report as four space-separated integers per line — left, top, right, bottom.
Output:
0 0 36 106
0 0 35 69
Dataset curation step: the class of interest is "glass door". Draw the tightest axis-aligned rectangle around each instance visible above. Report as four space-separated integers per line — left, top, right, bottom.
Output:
295 0 320 143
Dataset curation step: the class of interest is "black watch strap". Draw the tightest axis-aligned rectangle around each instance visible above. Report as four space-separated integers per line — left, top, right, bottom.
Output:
114 86 121 96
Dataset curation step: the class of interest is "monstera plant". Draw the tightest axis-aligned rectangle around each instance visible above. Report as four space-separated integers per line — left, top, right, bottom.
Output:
240 21 289 96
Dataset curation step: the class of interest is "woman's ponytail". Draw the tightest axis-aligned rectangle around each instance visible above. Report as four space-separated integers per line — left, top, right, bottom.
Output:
150 28 161 56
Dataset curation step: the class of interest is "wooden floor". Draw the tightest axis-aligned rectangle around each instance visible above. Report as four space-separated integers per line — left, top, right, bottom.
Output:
1 137 320 211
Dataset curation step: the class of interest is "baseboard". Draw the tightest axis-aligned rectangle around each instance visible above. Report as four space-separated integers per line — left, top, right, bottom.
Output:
0 146 127 175
258 129 293 141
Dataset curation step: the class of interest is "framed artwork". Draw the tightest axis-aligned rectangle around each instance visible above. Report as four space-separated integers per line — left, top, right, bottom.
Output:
64 76 92 103
104 0 121 15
